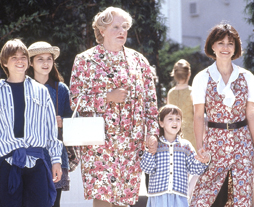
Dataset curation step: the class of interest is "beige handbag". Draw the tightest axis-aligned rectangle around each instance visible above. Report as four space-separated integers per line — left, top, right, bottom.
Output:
63 96 105 146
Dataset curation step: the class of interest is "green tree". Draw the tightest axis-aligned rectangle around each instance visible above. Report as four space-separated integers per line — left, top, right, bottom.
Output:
0 0 166 93
244 0 254 72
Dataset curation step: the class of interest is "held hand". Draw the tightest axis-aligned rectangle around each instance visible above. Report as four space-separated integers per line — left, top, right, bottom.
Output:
146 135 158 155
106 88 128 103
56 115 63 128
195 148 210 164
197 148 205 159
52 163 62 183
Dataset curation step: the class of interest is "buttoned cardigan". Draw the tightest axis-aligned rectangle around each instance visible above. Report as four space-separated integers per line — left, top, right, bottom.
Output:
140 136 208 197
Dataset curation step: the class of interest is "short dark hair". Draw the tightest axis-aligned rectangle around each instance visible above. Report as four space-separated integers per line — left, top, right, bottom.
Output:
204 23 242 60
0 39 30 77
158 104 182 137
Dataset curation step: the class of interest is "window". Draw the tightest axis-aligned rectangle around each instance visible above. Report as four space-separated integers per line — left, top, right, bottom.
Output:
190 2 199 16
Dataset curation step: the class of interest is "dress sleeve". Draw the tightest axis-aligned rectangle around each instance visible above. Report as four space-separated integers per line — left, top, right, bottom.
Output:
191 70 209 105
243 71 254 103
69 54 108 113
140 56 160 137
140 151 156 174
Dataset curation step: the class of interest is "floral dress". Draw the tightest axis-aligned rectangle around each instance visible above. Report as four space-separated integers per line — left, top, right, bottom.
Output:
68 45 159 206
190 67 254 206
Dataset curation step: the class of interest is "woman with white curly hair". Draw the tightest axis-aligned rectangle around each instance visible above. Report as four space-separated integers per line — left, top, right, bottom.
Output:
68 6 159 207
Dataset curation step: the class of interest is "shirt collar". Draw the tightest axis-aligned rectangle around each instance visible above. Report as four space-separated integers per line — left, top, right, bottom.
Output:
207 62 245 108
0 75 31 88
208 61 240 84
159 135 180 145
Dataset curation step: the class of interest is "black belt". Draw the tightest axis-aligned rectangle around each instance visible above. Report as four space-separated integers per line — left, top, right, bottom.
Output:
208 119 247 130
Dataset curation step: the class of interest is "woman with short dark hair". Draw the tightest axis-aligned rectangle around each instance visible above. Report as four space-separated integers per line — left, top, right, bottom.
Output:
190 23 254 206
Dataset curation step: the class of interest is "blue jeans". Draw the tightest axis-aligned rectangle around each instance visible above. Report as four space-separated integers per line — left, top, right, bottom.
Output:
0 159 51 207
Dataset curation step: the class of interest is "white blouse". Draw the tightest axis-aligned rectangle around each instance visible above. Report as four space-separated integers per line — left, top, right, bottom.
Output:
191 62 254 107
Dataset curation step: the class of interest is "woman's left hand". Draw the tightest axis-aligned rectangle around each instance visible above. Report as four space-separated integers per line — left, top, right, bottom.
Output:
56 115 63 128
195 148 210 164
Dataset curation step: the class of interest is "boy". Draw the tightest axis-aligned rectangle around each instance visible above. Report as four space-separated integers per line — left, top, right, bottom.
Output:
0 39 62 207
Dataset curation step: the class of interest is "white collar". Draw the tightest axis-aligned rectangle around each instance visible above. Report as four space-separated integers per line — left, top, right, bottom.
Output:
207 62 245 108
208 62 240 83
159 135 180 145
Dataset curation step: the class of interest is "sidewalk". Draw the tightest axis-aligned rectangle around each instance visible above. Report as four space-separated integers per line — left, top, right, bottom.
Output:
60 164 92 207
61 164 148 207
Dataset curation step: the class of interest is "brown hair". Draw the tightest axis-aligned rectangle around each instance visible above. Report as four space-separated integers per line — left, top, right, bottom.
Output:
26 54 64 82
0 39 30 77
205 23 242 60
92 6 132 44
159 104 182 137
171 59 191 83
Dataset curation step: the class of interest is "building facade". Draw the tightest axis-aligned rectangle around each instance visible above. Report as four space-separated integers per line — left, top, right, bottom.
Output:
161 0 253 67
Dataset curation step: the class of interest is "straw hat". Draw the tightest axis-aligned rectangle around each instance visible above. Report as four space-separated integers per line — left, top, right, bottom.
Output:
28 41 60 60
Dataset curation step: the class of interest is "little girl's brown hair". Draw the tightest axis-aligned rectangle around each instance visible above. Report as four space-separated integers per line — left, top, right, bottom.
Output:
159 104 183 137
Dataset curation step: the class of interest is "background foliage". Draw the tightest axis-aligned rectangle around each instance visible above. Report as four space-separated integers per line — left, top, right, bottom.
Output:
0 0 213 105
0 0 166 81
244 0 254 72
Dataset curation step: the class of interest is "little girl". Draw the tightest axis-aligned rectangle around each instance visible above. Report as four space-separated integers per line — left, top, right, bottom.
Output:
140 104 210 207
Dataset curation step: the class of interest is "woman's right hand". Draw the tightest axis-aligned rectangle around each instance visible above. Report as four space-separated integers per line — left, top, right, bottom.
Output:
106 88 128 103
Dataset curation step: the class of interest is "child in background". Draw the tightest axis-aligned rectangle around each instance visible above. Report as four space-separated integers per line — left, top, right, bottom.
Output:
140 104 210 207
167 59 196 151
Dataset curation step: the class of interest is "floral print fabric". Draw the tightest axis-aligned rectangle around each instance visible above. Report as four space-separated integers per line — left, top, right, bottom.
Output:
68 45 159 205
190 71 254 207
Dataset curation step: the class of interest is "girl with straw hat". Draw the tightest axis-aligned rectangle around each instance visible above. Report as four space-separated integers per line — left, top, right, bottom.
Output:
27 41 73 207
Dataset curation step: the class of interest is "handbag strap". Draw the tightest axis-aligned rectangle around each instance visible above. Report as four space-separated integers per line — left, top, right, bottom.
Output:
72 96 82 118
72 96 96 118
